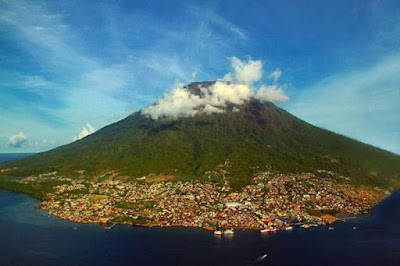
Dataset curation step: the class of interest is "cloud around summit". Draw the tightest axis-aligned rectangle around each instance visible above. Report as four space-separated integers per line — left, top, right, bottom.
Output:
223 57 262 85
142 57 289 120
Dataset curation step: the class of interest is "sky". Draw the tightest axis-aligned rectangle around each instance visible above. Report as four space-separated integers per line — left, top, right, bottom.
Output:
0 0 399 154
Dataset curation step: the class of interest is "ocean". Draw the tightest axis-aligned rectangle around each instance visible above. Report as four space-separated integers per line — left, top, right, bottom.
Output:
0 153 35 163
0 153 399 265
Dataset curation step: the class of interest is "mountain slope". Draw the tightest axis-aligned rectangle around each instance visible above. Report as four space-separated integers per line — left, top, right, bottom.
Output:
1 83 400 189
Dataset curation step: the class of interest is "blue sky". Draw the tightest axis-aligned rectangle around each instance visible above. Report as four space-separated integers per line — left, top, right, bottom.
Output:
0 0 399 154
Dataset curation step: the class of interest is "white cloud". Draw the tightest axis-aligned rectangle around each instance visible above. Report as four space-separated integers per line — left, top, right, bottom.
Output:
141 84 201 120
255 85 289 102
142 81 258 119
223 57 262 85
189 6 248 40
203 104 224 114
269 69 282 83
188 71 198 83
73 123 95 141
20 75 54 88
142 56 290 120
8 132 28 147
22 139 57 151
211 82 254 106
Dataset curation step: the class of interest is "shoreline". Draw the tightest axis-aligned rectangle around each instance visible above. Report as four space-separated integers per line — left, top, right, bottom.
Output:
34 198 359 232
1 182 399 266
0 174 387 233
0 186 378 232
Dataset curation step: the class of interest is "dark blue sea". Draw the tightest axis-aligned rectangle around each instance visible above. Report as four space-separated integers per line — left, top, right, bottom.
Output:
0 153 35 163
1 154 400 265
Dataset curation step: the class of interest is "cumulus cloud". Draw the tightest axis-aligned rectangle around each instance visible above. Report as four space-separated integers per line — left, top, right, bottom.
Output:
255 85 289 102
223 57 262 85
203 104 224 114
73 123 95 141
142 57 289 120
142 85 200 119
8 132 28 147
142 82 254 119
212 82 253 105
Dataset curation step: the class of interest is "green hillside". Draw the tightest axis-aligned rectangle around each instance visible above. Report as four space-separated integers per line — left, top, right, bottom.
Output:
1 83 400 189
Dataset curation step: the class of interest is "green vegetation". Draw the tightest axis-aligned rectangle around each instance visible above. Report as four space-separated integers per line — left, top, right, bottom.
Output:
1 82 399 190
305 200 313 208
306 208 341 216
0 179 68 200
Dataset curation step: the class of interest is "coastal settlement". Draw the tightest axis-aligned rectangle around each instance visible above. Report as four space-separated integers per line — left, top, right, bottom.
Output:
1 168 386 231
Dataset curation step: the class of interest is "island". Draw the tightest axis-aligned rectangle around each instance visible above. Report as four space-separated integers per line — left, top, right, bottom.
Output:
0 167 387 231
0 82 399 232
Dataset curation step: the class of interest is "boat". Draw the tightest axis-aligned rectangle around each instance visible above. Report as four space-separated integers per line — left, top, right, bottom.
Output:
224 229 234 235
254 254 268 263
285 226 293 231
301 224 310 229
260 228 270 233
105 224 115 230
328 226 334 231
214 230 223 235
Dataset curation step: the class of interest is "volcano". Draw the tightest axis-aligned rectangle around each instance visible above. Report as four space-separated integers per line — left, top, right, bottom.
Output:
2 82 399 189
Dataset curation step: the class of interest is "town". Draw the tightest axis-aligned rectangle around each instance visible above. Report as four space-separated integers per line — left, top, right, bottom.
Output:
14 169 387 233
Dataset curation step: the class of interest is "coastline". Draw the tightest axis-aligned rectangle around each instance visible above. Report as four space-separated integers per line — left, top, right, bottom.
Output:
24 190 368 232
0 171 388 233
2 187 400 266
